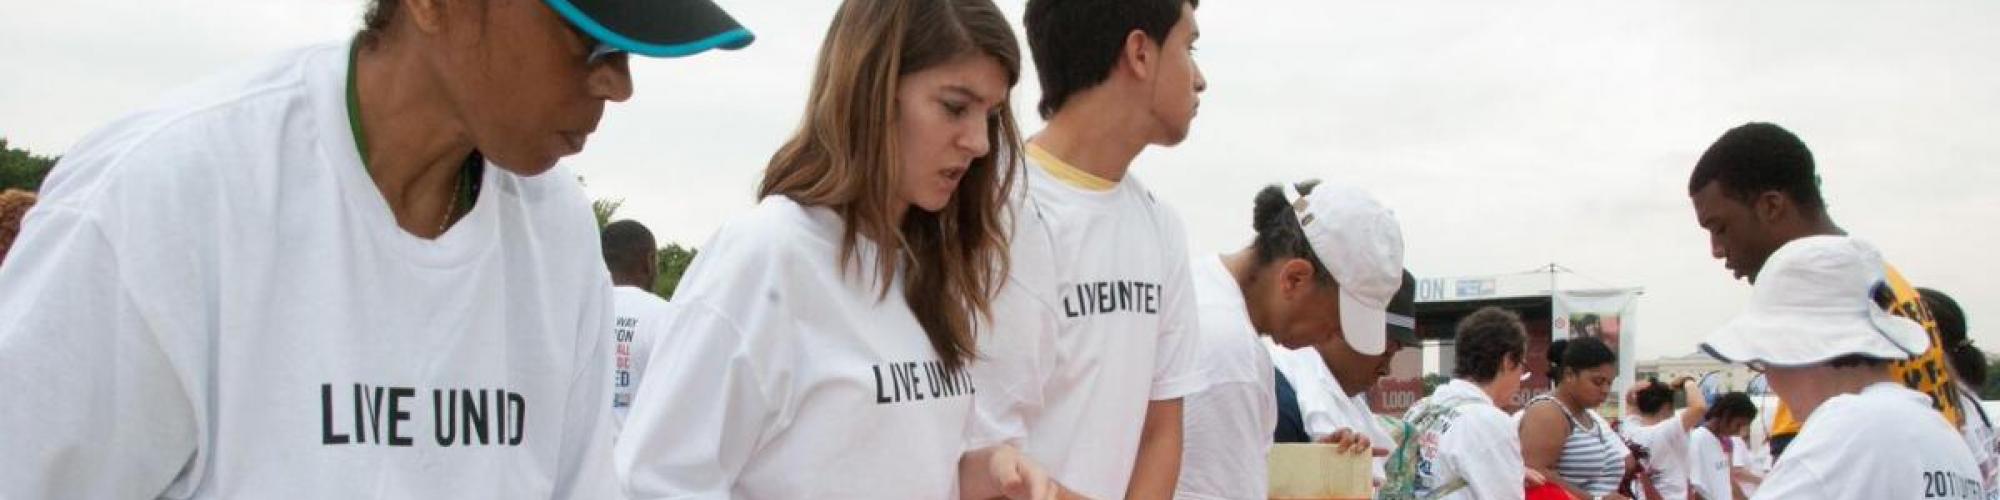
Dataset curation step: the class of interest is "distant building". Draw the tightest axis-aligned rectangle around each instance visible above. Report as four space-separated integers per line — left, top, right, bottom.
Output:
1637 351 1765 395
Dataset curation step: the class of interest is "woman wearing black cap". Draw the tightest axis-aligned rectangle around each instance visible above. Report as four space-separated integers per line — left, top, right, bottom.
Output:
0 1 749 497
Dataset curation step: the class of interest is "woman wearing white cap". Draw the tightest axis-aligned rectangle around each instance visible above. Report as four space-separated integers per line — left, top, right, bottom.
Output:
614 0 1056 498
1393 306 1532 500
1700 235 1979 499
1175 181 1403 499
0 1 748 497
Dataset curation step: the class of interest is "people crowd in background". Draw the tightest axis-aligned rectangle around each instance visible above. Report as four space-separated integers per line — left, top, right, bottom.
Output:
0 0 1987 499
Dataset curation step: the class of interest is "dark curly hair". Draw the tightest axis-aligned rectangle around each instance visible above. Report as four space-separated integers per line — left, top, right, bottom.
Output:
1706 391 1758 422
1634 377 1676 414
1688 122 1826 214
0 189 37 267
1548 336 1616 383
1249 180 1332 285
600 219 657 286
1453 307 1527 383
1921 287 1985 391
356 1 489 50
357 0 401 49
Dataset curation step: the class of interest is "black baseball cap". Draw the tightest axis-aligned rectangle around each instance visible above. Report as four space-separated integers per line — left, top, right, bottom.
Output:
1387 270 1418 347
546 0 753 58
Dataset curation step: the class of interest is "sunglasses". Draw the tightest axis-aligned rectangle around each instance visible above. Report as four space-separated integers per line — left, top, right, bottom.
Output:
561 18 625 66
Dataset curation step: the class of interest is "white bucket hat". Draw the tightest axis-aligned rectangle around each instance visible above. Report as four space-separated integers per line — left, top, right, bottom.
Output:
1700 235 1929 367
1284 183 1405 356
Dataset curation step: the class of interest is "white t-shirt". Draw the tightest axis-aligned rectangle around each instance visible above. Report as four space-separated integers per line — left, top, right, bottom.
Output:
611 286 674 428
0 42 616 499
614 196 976 499
1688 426 1732 500
1731 436 1762 498
1175 255 1276 500
1404 379 1525 500
1624 412 1692 500
1268 336 1394 482
1752 382 1981 499
1269 340 1394 445
968 145 1207 498
1956 386 2000 500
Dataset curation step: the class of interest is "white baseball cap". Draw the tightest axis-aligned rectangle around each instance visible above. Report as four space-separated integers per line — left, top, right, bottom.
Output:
1700 235 1929 367
1285 183 1405 356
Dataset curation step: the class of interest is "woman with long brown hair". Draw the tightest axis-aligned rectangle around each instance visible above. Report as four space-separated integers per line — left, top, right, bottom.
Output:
613 0 1051 498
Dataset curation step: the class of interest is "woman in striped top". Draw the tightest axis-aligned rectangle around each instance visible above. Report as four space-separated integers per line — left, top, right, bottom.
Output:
1519 337 1631 500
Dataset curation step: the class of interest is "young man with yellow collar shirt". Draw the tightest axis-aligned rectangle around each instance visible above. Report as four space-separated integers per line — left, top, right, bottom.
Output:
966 0 1208 498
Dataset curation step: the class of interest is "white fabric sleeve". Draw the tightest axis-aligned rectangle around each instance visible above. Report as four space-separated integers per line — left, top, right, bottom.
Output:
1669 412 1691 441
1687 431 1722 500
1299 388 1340 440
1453 410 1527 500
624 302 676 422
1729 437 1752 468
0 205 199 499
1149 219 1206 401
1748 454 1822 499
1294 351 1346 440
966 271 1060 449
615 300 776 500
551 275 620 499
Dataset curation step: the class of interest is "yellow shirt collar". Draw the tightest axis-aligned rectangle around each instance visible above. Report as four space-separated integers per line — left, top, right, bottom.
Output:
1027 143 1116 192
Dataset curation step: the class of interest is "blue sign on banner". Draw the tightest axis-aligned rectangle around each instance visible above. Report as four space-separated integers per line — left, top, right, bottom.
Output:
1455 279 1497 299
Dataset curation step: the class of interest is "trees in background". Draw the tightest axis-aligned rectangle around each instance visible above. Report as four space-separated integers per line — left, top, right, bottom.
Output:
1 138 58 192
590 189 696 299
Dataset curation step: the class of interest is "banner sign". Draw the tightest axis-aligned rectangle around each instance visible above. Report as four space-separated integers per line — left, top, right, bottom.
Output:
1552 288 1642 414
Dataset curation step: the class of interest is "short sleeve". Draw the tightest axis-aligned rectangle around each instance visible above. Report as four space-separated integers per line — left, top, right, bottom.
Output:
1148 210 1206 400
551 275 619 499
1451 410 1526 500
1687 431 1728 500
614 301 777 499
0 204 200 499
964 223 1064 450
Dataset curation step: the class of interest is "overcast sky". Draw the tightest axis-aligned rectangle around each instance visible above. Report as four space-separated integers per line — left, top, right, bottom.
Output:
3 0 1996 362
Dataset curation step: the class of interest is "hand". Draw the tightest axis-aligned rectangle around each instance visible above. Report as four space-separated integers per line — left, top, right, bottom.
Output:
1317 428 1371 455
987 445 1056 500
1524 468 1547 486
1601 493 1632 500
1625 380 1650 406
1674 376 1699 391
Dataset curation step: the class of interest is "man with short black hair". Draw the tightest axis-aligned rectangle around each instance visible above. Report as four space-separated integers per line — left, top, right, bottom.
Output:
1687 122 1961 459
969 0 1209 497
600 219 673 430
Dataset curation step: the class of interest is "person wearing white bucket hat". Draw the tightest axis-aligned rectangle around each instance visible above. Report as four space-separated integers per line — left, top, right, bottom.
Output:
1173 180 1404 499
1688 122 1962 459
1700 235 1978 500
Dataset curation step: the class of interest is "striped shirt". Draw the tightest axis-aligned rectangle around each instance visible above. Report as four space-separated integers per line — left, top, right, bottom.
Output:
1527 395 1628 496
